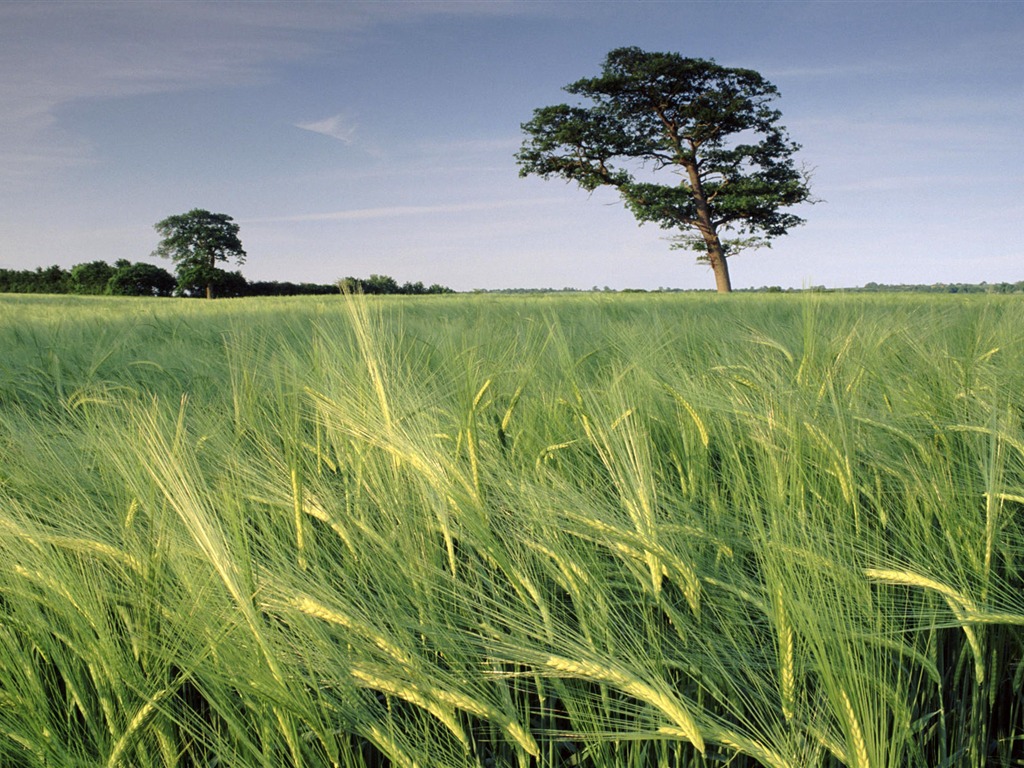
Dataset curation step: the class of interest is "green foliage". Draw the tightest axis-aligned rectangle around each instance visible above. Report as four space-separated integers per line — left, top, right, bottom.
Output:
69 260 116 295
176 268 249 299
0 265 71 294
246 280 341 297
2 262 454 299
518 47 813 291
152 209 246 299
1 293 1023 767
107 261 177 296
358 272 399 294
339 274 454 295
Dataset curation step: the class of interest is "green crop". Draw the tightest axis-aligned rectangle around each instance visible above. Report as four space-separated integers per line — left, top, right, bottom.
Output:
1 291 1022 767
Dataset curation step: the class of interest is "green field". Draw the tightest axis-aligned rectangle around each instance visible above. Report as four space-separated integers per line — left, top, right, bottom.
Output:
2 292 1022 767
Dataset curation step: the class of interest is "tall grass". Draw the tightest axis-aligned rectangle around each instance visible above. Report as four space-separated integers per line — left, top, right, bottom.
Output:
1 291 1022 767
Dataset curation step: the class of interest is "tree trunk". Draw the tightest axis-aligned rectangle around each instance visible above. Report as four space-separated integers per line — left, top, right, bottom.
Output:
206 253 216 299
685 160 733 293
707 241 733 293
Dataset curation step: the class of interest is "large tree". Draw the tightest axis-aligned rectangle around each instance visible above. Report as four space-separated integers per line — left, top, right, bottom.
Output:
517 47 813 292
152 209 246 299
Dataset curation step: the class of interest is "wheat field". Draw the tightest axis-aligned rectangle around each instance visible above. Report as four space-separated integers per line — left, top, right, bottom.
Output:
1 291 1022 767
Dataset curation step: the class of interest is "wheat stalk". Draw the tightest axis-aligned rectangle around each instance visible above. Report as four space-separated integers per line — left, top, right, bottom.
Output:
839 689 870 768
365 723 420 768
106 688 167 768
543 655 704 753
350 666 469 751
291 595 416 668
773 587 796 721
865 568 985 684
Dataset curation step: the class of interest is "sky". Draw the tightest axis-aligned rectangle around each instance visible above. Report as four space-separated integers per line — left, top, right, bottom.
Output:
1 0 1022 292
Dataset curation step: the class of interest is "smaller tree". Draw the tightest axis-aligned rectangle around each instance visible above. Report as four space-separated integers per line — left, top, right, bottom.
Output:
34 265 71 294
70 260 116 295
108 261 177 296
152 209 246 299
362 274 400 295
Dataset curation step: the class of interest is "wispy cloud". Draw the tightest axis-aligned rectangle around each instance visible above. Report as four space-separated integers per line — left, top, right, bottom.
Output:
247 197 568 224
0 3 301 178
0 1 550 178
295 114 358 144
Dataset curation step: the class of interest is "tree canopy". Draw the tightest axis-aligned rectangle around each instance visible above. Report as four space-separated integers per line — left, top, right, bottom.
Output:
517 47 813 292
153 209 246 299
69 260 116 295
107 261 177 296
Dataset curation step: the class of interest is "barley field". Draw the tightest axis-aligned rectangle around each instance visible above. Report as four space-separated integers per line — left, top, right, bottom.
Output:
1 292 1022 768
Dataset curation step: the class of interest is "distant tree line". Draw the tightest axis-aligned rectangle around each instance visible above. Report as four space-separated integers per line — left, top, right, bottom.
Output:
4 262 1019 297
478 282 1024 294
0 261 177 296
0 261 453 297
741 281 1024 294
852 281 1024 294
338 274 453 295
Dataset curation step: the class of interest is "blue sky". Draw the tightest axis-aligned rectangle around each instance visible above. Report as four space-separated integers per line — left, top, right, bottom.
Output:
2 0 1022 291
